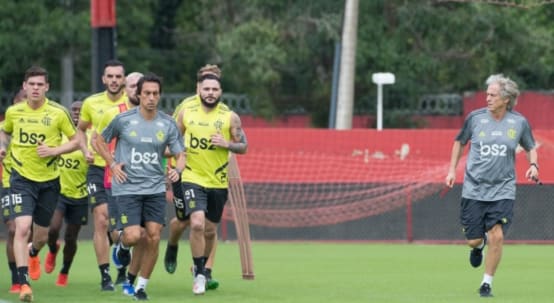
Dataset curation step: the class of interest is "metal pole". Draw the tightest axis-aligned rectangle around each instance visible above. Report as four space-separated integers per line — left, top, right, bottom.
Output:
335 0 359 130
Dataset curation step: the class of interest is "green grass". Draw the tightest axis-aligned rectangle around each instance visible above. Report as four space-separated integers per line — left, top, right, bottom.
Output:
0 241 553 302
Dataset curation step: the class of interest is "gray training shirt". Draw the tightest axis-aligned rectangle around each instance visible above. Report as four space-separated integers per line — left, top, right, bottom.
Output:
456 108 535 201
102 107 185 196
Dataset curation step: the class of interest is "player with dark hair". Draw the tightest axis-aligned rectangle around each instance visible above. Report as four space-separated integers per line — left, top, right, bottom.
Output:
77 59 127 291
175 73 248 295
445 74 538 297
96 73 185 301
0 65 80 302
164 64 222 290
44 101 89 287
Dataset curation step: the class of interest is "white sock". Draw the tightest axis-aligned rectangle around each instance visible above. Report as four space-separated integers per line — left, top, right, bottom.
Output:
136 276 148 291
482 274 493 286
477 239 485 249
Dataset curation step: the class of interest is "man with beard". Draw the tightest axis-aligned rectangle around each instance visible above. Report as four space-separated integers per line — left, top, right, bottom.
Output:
164 64 221 290
77 59 127 291
175 73 248 295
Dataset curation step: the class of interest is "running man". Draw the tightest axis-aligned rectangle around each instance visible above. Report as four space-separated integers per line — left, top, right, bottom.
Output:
0 66 80 302
96 73 185 301
77 59 127 291
164 64 222 290
44 101 89 287
0 88 26 294
445 74 538 297
175 73 248 295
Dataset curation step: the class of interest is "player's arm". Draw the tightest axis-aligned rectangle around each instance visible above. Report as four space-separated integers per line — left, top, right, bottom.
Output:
36 133 80 158
168 151 186 183
210 112 248 154
95 129 114 168
0 130 11 161
77 118 94 163
445 140 464 188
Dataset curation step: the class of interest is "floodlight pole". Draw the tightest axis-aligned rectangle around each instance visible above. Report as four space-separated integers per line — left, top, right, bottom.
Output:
372 72 395 131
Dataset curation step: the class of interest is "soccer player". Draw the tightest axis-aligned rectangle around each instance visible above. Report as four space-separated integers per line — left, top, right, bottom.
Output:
175 73 248 295
0 88 26 294
164 64 222 290
445 74 538 297
94 71 143 295
77 59 127 291
0 66 80 302
96 73 185 301
44 101 89 287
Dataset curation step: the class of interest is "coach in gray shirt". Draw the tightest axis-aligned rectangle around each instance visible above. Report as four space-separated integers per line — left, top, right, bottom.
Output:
96 74 185 300
445 74 539 298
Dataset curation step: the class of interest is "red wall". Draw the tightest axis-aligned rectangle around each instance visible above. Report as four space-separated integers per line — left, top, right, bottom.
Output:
242 92 554 130
237 129 554 184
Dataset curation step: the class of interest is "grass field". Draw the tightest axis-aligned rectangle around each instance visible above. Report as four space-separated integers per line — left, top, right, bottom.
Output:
0 241 552 303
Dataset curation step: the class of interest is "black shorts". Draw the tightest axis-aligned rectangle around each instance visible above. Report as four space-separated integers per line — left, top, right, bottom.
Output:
57 194 89 226
1 187 10 222
115 193 166 227
87 165 119 231
172 180 190 222
9 169 60 227
182 182 228 224
460 198 514 239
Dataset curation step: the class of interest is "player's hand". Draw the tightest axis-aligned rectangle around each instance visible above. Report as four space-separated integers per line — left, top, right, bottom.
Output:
525 165 539 182
445 172 455 188
210 133 228 148
81 149 94 164
36 141 56 157
167 168 181 183
111 162 127 183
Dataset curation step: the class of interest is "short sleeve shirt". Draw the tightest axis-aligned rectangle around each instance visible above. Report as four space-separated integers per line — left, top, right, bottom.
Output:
101 107 184 196
456 108 535 201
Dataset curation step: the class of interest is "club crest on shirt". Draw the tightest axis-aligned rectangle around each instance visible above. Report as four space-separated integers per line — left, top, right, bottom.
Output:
507 128 517 139
156 130 165 142
214 119 224 132
41 116 52 126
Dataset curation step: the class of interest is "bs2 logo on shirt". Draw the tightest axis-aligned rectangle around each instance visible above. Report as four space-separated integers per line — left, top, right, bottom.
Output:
19 129 46 144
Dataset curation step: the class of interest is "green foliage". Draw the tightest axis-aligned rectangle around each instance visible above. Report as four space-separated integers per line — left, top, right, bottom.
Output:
0 0 553 126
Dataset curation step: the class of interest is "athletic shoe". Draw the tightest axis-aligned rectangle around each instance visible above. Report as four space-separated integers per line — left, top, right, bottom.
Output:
122 282 135 296
9 283 21 294
204 269 219 290
111 245 123 269
56 273 68 287
19 284 33 302
192 274 206 295
469 236 487 268
45 241 60 274
479 283 493 297
133 288 148 301
115 243 131 267
164 245 178 274
101 277 115 291
115 268 127 285
28 254 41 281
207 278 219 290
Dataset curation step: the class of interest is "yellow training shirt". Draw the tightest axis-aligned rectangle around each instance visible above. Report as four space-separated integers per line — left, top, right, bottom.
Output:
80 91 127 167
2 99 76 182
180 98 232 188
